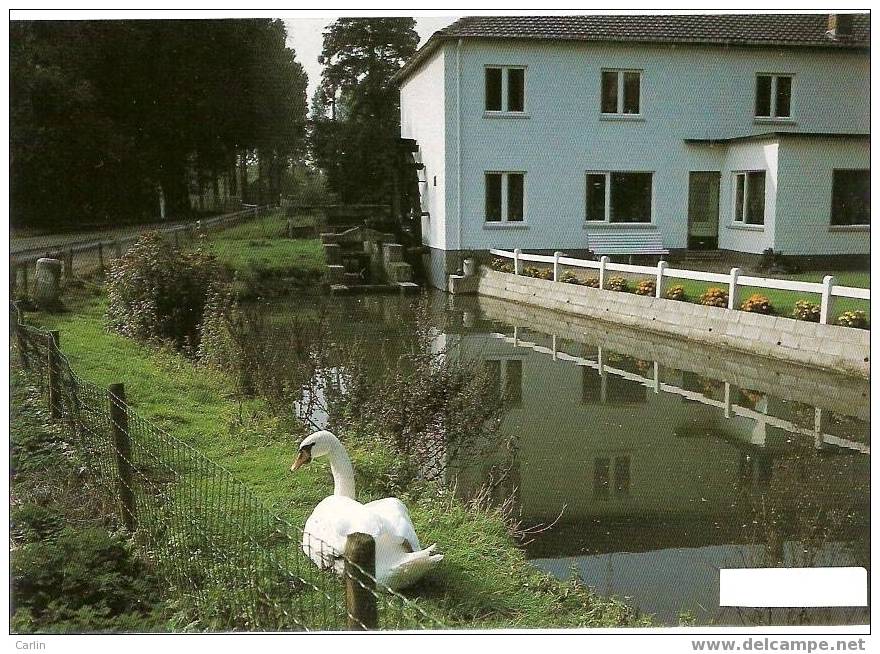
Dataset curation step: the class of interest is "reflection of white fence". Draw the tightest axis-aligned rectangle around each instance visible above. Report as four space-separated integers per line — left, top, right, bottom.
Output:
491 329 869 455
489 248 870 325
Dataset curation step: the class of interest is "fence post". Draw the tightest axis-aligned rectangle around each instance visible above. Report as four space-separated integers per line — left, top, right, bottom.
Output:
109 382 137 532
97 243 105 272
599 256 609 289
513 248 522 275
47 330 61 419
21 265 29 298
64 250 73 282
655 260 667 298
287 218 294 239
173 229 180 249
344 533 378 630
114 239 123 258
728 267 741 310
820 275 836 325
553 251 562 282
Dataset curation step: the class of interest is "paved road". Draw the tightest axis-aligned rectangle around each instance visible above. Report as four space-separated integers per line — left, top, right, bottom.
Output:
10 218 199 257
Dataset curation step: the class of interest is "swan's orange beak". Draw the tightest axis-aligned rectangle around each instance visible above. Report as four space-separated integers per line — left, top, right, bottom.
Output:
291 448 311 472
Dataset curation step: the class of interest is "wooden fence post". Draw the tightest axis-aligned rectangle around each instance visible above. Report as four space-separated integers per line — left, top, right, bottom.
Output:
113 239 123 258
109 382 137 532
513 248 522 275
553 251 562 282
599 256 610 289
97 243 105 272
820 275 836 325
728 268 741 310
47 330 61 419
344 533 378 630
64 250 73 282
21 265 29 298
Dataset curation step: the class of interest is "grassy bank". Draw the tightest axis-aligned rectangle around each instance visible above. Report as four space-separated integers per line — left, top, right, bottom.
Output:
10 370 169 633
201 211 324 297
23 290 652 628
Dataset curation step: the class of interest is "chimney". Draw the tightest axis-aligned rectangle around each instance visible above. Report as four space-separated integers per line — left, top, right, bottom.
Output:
827 14 854 40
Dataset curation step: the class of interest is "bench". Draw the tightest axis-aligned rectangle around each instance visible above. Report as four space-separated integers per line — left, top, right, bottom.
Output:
587 229 669 261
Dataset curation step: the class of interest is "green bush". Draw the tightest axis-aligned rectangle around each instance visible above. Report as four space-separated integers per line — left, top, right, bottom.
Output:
740 293 775 314
665 285 687 301
635 279 656 296
11 527 165 633
836 310 869 329
607 276 629 292
106 232 227 350
560 271 581 284
792 300 820 322
699 287 728 308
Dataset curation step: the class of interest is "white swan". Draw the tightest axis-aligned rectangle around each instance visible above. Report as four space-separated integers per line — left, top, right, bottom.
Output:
290 430 443 591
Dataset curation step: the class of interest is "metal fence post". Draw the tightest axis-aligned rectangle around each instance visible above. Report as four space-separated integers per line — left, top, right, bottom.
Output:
553 251 562 282
728 268 741 310
820 275 836 325
513 248 522 275
344 533 378 630
109 382 137 532
47 330 61 419
599 255 609 289
655 260 667 298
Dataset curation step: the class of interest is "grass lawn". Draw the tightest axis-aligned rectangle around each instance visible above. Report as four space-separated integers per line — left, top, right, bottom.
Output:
202 210 325 286
22 290 651 629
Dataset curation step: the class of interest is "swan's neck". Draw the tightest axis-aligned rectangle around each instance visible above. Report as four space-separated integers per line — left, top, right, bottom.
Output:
327 441 356 499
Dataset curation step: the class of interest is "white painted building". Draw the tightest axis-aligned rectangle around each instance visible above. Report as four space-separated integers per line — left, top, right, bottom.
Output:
395 14 870 289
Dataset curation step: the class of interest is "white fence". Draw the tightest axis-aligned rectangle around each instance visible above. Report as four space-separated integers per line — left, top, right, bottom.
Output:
489 248 870 326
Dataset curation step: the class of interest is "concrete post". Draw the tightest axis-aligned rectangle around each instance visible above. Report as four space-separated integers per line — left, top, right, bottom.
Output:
599 256 610 289
33 258 62 308
553 251 562 282
728 268 741 310
820 275 836 325
513 248 522 275
655 260 667 298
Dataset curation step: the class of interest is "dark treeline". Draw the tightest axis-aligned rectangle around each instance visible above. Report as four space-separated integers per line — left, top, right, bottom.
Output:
10 19 308 228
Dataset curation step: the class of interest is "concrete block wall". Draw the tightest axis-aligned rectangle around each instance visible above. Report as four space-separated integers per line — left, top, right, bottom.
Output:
477 268 870 378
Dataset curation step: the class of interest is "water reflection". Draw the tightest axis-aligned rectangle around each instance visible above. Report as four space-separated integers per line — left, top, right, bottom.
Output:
282 291 870 626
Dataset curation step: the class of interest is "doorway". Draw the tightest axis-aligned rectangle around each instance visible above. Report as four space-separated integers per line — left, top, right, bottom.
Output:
688 171 720 250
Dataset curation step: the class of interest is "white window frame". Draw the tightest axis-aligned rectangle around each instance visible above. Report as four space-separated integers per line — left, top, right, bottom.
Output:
484 65 527 114
600 69 643 116
485 171 527 223
584 171 654 224
754 73 794 120
732 170 766 225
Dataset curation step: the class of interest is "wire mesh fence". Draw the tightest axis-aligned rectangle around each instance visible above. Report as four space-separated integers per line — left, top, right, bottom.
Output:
10 306 443 632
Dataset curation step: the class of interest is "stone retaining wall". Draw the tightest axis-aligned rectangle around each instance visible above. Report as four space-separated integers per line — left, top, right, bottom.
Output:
477 267 870 378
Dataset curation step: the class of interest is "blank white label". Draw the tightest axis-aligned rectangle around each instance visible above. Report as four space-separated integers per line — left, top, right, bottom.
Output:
720 568 868 607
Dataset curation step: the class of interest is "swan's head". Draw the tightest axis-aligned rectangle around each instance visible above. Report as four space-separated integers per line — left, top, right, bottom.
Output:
291 430 339 472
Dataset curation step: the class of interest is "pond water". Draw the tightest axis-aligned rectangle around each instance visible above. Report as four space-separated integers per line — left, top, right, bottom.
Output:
278 290 870 627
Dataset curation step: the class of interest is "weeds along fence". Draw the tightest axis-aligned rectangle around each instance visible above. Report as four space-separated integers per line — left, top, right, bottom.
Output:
10 308 443 632
10 206 268 294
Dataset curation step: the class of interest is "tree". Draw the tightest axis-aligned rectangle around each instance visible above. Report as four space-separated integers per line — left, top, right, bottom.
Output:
10 19 308 228
309 18 418 206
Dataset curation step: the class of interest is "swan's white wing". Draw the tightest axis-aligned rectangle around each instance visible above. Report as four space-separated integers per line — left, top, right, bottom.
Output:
363 497 421 552
303 496 385 569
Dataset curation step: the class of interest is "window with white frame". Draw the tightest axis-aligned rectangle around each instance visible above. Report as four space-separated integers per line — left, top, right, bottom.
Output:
601 69 642 115
585 172 653 223
485 172 525 222
485 66 526 113
755 74 792 119
732 171 766 225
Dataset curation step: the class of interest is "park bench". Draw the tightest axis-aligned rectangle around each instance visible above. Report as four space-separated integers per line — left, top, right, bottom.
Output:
587 229 669 262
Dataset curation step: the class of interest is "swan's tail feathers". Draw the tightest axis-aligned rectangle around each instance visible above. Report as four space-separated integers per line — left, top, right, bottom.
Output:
385 543 443 591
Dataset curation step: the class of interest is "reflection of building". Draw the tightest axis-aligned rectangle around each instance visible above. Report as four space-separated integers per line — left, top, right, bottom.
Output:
440 310 869 561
